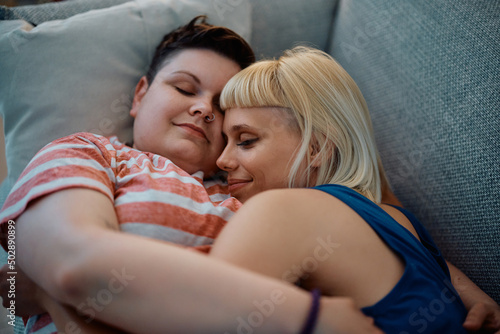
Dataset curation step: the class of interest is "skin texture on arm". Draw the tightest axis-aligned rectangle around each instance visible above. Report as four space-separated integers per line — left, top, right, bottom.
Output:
210 189 329 282
40 293 127 334
12 187 384 334
0 263 130 333
447 262 500 332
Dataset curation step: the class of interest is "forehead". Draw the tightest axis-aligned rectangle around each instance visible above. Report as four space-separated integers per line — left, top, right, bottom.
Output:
157 48 241 79
223 107 295 133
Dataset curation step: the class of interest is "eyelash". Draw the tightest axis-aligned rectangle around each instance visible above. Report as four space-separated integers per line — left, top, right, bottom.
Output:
175 87 222 112
236 138 258 147
175 87 195 96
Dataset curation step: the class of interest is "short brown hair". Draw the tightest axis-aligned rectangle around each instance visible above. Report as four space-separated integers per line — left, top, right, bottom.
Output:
146 15 255 84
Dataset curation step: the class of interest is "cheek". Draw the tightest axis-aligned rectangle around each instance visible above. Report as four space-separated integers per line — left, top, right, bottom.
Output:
212 133 226 154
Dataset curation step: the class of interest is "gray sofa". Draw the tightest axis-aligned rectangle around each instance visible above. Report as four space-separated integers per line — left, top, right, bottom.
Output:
0 2 498 333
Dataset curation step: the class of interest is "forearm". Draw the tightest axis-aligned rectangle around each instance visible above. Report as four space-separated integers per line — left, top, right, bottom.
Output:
42 295 126 334
447 261 498 309
55 229 312 334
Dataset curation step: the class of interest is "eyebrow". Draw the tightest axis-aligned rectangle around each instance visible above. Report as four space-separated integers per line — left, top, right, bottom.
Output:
223 124 252 136
171 70 200 84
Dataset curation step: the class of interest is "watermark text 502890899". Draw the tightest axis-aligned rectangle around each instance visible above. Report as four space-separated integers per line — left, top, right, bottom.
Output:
6 220 17 326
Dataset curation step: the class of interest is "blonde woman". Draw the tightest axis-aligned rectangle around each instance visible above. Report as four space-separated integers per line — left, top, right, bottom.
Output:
211 46 496 333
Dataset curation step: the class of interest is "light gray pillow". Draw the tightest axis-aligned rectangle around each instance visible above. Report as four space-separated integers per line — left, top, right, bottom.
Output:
0 0 251 208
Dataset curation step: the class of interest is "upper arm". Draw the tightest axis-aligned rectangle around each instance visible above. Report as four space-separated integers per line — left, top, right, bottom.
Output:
16 188 118 295
210 189 327 283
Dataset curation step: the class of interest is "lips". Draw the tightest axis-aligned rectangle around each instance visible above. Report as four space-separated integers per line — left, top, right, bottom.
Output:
176 123 208 141
227 178 251 193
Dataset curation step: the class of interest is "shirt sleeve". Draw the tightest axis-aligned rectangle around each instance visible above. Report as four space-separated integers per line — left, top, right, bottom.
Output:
0 133 116 240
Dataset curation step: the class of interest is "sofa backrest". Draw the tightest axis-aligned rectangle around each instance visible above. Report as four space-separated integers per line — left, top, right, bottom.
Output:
329 0 499 302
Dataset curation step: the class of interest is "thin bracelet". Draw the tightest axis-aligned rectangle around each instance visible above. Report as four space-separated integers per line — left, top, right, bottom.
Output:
299 288 321 334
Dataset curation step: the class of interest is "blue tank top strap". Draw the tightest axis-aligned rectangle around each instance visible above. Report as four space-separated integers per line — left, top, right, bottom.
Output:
312 184 449 277
383 203 450 275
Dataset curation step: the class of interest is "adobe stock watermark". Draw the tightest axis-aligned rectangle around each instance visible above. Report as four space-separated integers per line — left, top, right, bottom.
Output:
212 0 245 20
224 235 340 334
339 7 402 64
87 92 133 136
399 278 462 334
59 267 135 334
282 235 340 283
223 288 286 334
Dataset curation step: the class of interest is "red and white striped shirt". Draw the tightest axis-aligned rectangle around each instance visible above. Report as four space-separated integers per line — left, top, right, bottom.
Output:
0 132 242 334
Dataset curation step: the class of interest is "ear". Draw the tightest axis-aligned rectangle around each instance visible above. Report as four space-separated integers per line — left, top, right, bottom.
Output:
130 76 149 118
309 134 333 168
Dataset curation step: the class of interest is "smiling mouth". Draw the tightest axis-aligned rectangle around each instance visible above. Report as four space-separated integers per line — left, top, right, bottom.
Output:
176 123 208 141
227 179 251 193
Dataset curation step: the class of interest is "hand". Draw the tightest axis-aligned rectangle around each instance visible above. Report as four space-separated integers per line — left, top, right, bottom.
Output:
316 296 384 334
463 301 500 333
0 264 46 317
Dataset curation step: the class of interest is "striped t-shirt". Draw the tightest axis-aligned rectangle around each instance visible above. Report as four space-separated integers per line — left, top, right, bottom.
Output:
0 132 242 334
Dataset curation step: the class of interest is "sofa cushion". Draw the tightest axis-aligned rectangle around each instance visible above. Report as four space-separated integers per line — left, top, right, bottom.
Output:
329 0 499 302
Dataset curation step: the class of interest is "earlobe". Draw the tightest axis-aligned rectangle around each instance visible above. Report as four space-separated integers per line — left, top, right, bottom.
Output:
309 134 333 168
130 76 149 118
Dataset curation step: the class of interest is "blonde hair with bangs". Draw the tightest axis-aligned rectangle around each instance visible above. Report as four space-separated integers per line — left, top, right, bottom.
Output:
220 46 388 203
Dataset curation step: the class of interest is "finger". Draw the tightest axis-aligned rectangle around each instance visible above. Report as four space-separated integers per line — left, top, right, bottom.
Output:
463 303 487 331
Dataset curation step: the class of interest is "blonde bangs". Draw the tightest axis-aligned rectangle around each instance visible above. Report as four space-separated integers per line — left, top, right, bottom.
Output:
220 60 288 111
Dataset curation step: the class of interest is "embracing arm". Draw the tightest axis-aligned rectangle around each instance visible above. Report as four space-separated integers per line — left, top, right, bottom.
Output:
14 188 370 334
446 262 500 332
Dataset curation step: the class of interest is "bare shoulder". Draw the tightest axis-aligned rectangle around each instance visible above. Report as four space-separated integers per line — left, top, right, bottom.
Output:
237 188 357 234
379 204 420 241
243 188 347 213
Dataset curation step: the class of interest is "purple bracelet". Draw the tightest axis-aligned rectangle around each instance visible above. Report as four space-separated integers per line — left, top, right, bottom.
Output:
299 288 321 334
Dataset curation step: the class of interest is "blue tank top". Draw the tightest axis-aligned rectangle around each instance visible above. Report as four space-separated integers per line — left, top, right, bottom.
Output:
313 184 467 334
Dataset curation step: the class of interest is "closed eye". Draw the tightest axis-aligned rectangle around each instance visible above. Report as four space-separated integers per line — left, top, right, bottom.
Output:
236 138 258 147
175 87 195 96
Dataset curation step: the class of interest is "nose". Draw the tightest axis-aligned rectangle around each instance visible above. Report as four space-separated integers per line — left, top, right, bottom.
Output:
189 97 214 121
217 145 237 171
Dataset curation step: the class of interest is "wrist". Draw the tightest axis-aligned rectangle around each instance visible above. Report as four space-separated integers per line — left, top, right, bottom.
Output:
299 289 321 334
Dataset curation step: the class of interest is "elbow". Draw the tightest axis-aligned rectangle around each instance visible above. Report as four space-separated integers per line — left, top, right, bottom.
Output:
51 263 88 305
50 234 128 307
48 246 106 306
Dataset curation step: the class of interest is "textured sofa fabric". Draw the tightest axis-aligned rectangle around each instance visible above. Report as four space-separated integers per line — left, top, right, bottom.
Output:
0 5 498 334
249 0 337 58
329 0 499 302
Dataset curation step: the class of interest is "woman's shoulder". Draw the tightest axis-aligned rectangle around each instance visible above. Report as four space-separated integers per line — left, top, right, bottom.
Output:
248 187 342 206
243 187 355 226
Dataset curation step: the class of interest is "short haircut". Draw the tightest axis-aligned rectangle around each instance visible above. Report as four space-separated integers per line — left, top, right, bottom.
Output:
146 15 255 84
